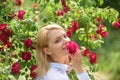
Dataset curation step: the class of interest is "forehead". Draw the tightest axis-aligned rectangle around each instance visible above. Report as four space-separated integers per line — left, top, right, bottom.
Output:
48 29 65 41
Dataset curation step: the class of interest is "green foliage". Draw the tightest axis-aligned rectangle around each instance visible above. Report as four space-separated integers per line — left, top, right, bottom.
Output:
0 0 119 80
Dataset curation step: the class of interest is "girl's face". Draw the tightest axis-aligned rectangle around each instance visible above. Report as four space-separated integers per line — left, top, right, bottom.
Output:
45 29 71 59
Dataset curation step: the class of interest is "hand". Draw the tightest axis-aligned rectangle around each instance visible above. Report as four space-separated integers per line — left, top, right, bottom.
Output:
69 50 84 74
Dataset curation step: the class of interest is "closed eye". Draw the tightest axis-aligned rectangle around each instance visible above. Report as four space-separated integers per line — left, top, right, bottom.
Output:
55 39 61 43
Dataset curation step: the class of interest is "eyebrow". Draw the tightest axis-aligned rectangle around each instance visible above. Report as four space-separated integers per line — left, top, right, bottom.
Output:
55 33 66 39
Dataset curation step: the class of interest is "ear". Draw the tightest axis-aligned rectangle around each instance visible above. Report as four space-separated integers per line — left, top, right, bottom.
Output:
43 47 52 55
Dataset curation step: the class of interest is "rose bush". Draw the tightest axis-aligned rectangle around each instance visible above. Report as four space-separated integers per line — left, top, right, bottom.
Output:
0 0 119 80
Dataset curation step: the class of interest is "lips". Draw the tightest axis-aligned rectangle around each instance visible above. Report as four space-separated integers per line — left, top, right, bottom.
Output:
63 47 67 50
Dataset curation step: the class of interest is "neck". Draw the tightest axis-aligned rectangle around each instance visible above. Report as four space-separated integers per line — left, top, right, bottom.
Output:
51 55 69 64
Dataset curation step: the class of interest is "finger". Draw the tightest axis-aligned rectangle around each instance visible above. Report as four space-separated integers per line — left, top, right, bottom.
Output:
64 56 69 64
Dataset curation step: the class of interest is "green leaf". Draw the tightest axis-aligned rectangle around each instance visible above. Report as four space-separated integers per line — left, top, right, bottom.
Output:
46 0 50 2
43 18 48 23
54 0 60 4
98 0 104 5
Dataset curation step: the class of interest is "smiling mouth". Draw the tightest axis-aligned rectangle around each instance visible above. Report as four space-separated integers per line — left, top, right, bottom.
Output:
63 47 67 50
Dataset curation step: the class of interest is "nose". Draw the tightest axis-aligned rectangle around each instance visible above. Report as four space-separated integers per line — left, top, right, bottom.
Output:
63 37 71 45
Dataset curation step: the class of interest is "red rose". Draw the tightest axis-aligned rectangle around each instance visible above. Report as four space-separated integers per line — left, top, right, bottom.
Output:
11 62 20 74
57 10 64 16
5 29 12 36
71 21 79 32
61 0 67 7
100 31 108 38
14 0 22 6
82 48 91 56
89 53 97 65
22 51 31 61
24 38 33 48
63 6 70 13
113 21 120 28
66 27 73 38
0 23 7 31
66 41 79 55
97 17 103 24
6 41 11 48
0 32 9 44
17 10 25 20
30 65 37 78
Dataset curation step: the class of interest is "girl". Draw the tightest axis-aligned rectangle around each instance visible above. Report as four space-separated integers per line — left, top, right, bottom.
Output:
35 24 90 80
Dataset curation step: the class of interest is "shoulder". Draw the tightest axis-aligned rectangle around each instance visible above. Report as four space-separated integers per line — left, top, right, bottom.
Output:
37 68 69 80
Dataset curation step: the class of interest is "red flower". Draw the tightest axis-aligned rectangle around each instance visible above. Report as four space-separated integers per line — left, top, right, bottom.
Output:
6 41 11 48
71 21 79 32
82 48 91 56
57 10 64 16
11 62 20 74
100 31 108 38
66 27 73 38
14 0 22 6
97 17 103 24
30 65 37 78
61 0 67 7
63 6 70 13
22 51 31 61
89 53 97 65
17 10 25 20
113 21 120 28
24 38 33 48
5 29 12 36
0 32 9 44
0 23 7 31
66 41 79 55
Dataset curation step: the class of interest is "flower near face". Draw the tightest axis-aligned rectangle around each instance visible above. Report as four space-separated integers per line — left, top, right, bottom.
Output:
21 51 31 61
11 62 20 74
24 38 33 48
66 41 79 55
30 65 37 78
17 10 25 20
89 53 97 65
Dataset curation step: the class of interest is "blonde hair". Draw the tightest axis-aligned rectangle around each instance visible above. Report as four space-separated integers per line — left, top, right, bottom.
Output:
36 24 64 77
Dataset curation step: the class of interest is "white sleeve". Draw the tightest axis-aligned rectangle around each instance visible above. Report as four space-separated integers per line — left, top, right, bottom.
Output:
77 70 91 80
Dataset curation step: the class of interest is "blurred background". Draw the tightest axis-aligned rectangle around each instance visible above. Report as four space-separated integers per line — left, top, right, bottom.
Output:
94 0 120 80
20 0 120 80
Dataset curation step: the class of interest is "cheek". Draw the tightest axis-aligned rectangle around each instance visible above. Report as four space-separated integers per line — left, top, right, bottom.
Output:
53 43 63 51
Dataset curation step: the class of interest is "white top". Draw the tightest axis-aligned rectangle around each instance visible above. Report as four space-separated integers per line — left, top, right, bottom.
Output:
35 62 90 80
